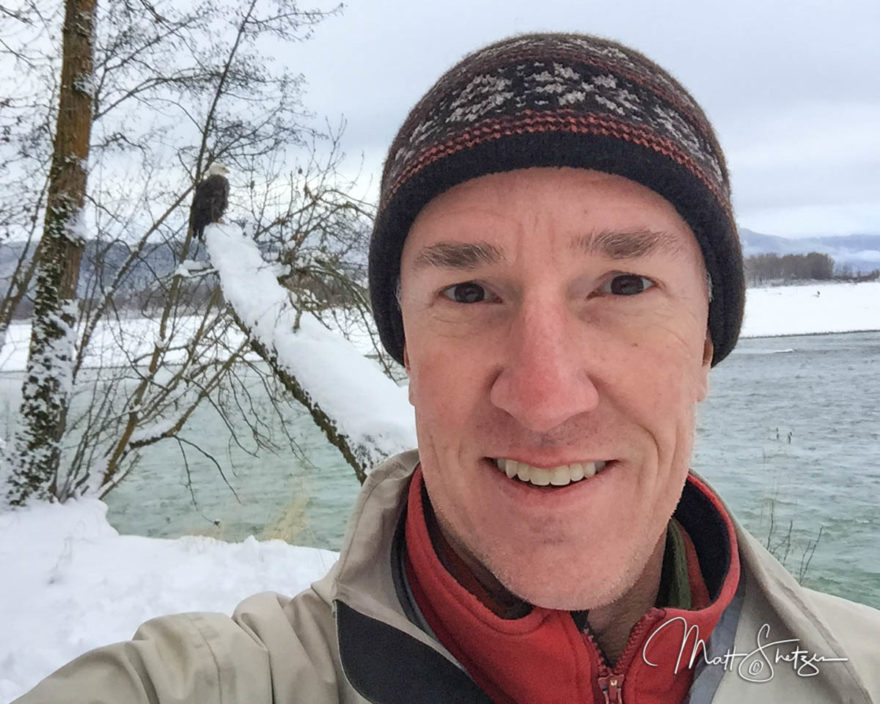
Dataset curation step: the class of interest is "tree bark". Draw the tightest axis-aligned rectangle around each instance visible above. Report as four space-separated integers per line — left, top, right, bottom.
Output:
5 0 95 506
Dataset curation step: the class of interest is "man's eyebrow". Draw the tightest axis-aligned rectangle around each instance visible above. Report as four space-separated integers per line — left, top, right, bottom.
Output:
572 229 686 259
412 241 504 270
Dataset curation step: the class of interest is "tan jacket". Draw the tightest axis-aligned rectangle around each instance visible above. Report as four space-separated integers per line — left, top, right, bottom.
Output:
14 450 880 703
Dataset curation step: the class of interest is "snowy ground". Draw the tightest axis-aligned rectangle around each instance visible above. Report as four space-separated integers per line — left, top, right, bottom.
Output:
741 281 880 337
0 499 337 702
0 313 245 373
1 279 878 701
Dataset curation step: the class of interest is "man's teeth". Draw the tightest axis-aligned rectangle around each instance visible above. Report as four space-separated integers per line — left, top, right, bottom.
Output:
492 458 608 487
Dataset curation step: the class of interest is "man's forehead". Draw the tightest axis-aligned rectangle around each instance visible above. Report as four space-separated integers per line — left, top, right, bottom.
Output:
410 229 690 271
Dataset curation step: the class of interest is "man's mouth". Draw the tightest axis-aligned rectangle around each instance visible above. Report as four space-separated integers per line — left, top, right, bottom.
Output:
491 458 609 488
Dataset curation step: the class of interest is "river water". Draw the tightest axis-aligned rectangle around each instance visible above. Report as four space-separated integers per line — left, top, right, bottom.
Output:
1 331 878 609
693 331 879 608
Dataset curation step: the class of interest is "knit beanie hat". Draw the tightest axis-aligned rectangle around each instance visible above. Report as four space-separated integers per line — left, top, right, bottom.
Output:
369 32 744 366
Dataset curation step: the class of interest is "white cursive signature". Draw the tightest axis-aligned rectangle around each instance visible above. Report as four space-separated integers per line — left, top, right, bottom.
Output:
641 618 849 682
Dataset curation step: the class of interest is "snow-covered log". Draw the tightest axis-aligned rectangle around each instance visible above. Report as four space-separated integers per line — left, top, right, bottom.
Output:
205 223 416 482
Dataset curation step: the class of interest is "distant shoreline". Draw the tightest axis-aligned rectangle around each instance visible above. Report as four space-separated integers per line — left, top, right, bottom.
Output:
2 280 878 370
739 328 880 340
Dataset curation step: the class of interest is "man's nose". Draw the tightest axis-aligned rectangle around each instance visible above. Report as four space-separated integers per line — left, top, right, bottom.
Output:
488 301 600 433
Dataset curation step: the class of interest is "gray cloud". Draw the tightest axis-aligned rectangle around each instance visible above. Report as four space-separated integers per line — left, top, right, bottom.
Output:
292 0 880 237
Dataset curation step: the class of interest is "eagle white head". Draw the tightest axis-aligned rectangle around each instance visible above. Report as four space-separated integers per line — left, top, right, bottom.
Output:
206 162 230 178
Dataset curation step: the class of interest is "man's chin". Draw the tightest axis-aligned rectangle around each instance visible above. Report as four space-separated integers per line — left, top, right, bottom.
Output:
484 527 668 614
485 555 635 612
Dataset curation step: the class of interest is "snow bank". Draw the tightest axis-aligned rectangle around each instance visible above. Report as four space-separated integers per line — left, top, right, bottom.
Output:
741 281 880 337
0 498 337 701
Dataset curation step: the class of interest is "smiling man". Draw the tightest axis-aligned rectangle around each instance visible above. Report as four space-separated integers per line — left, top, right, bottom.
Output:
361 32 878 703
398 168 714 650
14 32 879 704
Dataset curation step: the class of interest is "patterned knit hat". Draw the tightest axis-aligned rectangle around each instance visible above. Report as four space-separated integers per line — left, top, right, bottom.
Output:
369 33 744 366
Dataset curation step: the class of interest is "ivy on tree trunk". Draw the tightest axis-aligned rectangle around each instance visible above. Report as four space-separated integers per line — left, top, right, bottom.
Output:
5 0 96 506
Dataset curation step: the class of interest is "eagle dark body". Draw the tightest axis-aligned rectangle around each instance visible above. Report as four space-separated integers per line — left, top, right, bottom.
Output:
189 167 229 240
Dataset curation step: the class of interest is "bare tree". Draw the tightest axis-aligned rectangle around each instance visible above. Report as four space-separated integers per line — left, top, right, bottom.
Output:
0 3 61 344
221 141 390 486
4 0 390 507
1 0 405 510
4 0 96 505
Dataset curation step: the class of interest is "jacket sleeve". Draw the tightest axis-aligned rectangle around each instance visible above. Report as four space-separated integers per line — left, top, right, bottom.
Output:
12 611 274 704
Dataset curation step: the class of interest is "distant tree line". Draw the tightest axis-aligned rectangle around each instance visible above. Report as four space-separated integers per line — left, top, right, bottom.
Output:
744 252 880 286
745 252 834 285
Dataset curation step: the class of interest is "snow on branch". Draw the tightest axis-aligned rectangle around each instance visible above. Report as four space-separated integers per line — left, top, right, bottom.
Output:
205 223 415 480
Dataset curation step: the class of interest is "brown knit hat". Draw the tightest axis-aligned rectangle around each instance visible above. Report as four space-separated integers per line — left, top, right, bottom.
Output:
369 33 744 365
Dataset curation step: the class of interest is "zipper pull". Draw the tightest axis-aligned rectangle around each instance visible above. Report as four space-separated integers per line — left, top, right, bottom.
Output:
598 674 624 704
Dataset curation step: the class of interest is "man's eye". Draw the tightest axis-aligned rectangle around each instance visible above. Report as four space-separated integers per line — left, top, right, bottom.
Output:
602 274 655 296
440 282 488 303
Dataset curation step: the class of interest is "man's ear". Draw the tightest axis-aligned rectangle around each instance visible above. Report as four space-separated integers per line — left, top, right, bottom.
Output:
702 335 714 367
403 344 416 405
697 334 713 402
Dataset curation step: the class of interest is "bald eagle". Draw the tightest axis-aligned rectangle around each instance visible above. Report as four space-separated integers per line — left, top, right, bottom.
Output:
189 163 229 240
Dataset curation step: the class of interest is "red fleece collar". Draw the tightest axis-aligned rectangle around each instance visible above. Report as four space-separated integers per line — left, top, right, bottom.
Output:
404 467 740 704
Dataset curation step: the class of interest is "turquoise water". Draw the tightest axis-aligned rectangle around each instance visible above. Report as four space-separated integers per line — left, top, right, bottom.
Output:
693 332 880 608
1 331 877 609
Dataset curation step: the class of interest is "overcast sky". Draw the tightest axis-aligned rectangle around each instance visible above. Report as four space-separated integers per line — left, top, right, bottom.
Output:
286 0 880 238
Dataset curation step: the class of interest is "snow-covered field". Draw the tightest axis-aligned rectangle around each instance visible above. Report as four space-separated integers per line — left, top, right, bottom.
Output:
741 281 880 337
0 314 238 373
0 499 338 702
1 279 878 701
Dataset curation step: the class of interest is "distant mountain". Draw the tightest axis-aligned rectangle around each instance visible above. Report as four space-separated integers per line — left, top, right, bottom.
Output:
740 229 880 274
0 239 185 300
4 228 878 312
1 235 367 319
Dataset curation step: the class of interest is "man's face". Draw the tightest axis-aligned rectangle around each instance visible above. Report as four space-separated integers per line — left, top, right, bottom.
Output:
398 167 712 611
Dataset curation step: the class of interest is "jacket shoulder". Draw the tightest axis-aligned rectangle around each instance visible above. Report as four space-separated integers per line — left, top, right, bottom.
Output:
14 587 364 704
232 589 351 701
800 587 880 674
13 609 273 703
801 585 880 625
